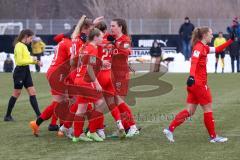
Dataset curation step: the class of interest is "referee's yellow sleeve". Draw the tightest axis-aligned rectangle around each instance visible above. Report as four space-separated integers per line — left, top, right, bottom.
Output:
214 39 217 48
14 42 37 66
214 38 227 47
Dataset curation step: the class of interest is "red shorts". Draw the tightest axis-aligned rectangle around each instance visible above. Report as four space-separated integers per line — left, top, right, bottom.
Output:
111 54 130 96
97 70 116 95
186 84 212 105
113 73 129 96
46 67 62 96
74 77 97 103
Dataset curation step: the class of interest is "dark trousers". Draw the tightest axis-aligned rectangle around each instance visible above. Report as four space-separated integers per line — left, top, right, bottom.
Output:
34 54 42 72
182 40 191 61
230 55 240 73
150 56 161 72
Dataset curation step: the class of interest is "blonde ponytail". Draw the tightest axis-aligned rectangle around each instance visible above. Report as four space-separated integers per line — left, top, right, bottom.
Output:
191 27 209 46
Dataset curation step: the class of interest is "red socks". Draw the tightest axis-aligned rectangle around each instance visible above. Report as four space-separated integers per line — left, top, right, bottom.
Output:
204 112 216 138
110 106 121 121
50 113 58 125
63 103 78 129
40 101 59 120
118 103 135 129
88 110 104 133
168 109 217 138
73 116 85 137
169 109 190 132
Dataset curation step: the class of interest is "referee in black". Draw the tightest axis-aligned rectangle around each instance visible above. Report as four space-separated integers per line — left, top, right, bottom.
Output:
4 29 42 121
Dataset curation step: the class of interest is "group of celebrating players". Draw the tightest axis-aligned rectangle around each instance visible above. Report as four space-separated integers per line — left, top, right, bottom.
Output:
29 15 140 142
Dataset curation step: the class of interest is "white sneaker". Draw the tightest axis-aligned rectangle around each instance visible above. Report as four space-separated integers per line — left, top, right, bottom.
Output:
66 127 73 139
126 125 140 138
59 125 66 132
163 128 175 142
116 120 126 139
116 120 124 130
210 136 228 143
58 125 73 139
97 129 106 139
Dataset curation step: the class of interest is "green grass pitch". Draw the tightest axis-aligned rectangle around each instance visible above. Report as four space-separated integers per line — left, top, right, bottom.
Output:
0 73 240 160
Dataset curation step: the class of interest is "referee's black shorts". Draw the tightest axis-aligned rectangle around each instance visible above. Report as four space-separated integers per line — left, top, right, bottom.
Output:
215 52 225 59
13 65 33 89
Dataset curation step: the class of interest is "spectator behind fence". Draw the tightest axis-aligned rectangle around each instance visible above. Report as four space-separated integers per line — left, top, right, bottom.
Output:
31 37 46 72
228 37 240 73
214 32 226 73
3 54 14 72
179 17 195 61
227 17 240 39
150 40 162 72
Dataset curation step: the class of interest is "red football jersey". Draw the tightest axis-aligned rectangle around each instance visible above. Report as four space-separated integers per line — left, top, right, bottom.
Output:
71 36 85 58
114 34 132 57
53 33 65 43
98 42 114 71
67 36 85 82
49 38 72 70
98 34 131 70
75 43 100 81
190 41 210 86
98 33 114 61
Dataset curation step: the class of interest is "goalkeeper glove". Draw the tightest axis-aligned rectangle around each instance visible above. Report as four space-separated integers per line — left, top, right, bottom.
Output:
186 76 195 87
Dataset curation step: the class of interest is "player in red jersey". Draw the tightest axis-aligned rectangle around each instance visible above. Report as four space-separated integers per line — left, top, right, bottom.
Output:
89 21 127 139
85 22 108 140
29 26 75 136
71 28 106 142
57 16 105 138
56 16 92 137
110 18 139 137
47 25 80 131
48 16 91 133
163 26 234 143
67 15 93 84
84 21 137 139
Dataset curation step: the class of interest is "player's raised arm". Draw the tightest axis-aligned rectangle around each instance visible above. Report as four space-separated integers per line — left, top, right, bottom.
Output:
209 32 235 54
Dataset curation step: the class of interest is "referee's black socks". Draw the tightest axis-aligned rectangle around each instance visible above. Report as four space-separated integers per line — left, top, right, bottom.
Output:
5 96 17 117
29 95 41 117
